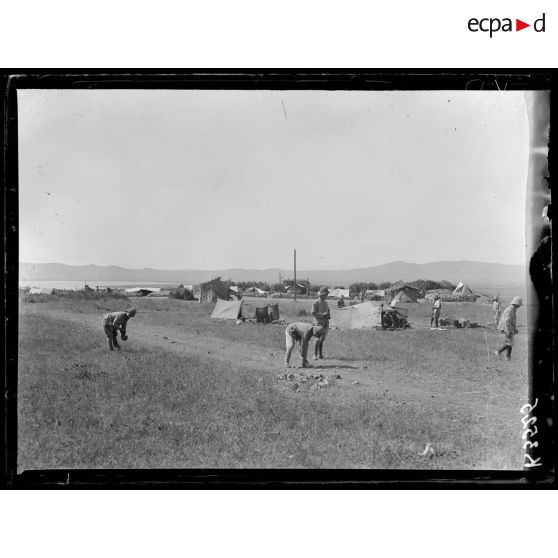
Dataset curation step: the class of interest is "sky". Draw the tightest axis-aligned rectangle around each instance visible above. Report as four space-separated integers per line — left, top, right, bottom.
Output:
18 88 529 270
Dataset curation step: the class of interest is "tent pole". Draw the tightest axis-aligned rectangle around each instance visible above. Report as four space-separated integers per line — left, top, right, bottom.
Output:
293 248 297 303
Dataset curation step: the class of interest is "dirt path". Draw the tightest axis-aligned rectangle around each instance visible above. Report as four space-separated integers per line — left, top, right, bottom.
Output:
46 308 520 424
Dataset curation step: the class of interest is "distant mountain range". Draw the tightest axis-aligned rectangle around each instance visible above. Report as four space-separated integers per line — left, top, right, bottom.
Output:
19 261 526 288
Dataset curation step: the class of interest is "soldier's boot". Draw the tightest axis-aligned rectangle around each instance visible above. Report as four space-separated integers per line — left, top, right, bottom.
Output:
313 343 320 360
108 338 115 351
113 333 121 350
315 339 324 359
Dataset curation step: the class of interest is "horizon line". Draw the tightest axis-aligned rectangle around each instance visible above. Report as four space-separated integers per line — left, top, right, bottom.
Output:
20 259 527 271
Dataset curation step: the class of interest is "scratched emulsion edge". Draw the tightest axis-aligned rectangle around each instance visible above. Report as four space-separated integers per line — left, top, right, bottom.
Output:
2 74 21 487
524 89 553 480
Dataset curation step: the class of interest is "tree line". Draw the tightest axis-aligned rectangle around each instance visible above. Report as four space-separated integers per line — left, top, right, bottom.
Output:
229 278 455 294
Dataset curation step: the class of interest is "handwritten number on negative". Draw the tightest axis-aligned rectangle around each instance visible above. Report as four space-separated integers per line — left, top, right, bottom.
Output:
520 399 541 468
520 399 538 414
522 426 538 440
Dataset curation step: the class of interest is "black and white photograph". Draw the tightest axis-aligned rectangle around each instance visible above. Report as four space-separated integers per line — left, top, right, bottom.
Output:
7 73 553 480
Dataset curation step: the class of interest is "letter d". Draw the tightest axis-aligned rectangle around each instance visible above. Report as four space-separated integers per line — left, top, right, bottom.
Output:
534 13 545 32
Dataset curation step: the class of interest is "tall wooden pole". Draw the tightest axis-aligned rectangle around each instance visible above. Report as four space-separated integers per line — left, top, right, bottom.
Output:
293 249 297 303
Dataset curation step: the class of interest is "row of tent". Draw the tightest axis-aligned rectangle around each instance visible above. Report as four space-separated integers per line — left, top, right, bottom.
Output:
210 298 280 322
424 282 479 302
211 299 388 330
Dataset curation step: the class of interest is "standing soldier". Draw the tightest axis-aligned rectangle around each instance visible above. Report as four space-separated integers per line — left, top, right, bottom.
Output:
284 322 325 368
102 308 136 351
492 297 501 326
430 295 442 328
311 287 331 360
495 297 522 360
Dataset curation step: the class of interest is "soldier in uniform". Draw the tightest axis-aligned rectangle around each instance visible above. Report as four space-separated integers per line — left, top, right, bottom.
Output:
495 297 522 360
311 287 331 360
284 322 325 368
431 295 442 328
102 308 136 350
492 297 501 326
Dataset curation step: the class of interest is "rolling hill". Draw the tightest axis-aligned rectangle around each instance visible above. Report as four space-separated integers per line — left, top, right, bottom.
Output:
19 260 526 289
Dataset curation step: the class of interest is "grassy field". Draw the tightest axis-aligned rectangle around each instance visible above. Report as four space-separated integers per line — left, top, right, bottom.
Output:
18 292 528 471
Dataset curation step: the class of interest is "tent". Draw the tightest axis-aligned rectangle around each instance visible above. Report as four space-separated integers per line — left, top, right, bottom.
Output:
125 287 161 297
328 288 350 299
329 302 383 329
426 287 478 302
210 299 245 319
196 279 232 303
245 287 267 296
452 281 475 296
385 284 419 303
451 281 479 301
285 283 306 295
390 290 416 306
29 287 54 295
365 289 385 300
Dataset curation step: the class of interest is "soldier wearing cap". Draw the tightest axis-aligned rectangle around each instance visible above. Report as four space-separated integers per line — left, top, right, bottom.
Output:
284 322 325 368
495 297 522 360
311 287 331 360
492 297 501 326
102 308 136 351
431 295 442 328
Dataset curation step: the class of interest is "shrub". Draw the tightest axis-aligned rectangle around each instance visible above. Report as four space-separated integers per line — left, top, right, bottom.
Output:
169 285 195 301
22 289 129 303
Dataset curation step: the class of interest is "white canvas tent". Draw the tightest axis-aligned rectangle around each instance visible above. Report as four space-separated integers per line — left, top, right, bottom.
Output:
210 298 246 320
452 281 475 296
29 287 54 294
366 289 385 298
245 287 266 296
391 289 419 306
328 288 350 299
125 287 161 294
286 283 306 294
329 302 383 329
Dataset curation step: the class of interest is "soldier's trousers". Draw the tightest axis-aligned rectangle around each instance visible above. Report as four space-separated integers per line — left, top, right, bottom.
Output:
285 329 309 366
103 324 120 350
313 325 328 357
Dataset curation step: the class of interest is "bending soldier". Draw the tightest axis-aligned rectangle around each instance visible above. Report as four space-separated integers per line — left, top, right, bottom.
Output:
102 309 136 351
284 322 325 368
